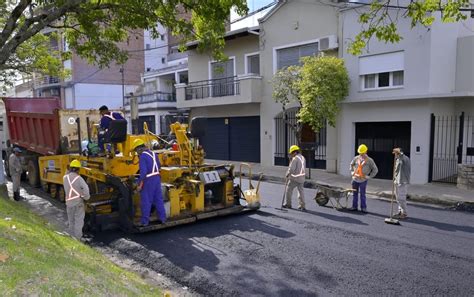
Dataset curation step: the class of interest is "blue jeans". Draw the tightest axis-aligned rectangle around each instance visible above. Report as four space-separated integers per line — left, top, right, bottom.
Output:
352 180 368 210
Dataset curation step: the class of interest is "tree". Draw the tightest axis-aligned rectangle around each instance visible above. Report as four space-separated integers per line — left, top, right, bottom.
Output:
298 56 350 133
348 0 473 55
0 0 247 88
272 55 350 145
271 65 303 144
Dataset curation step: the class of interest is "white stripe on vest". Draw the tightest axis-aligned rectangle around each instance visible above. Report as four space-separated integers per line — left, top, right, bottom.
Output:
143 151 160 178
291 155 306 178
104 113 116 120
66 175 81 201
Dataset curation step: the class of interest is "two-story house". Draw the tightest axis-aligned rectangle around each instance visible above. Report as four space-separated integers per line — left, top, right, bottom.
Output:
176 0 341 167
339 7 474 184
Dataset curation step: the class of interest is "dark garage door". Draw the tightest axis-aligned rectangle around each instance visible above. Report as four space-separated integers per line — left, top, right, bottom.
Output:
355 122 411 180
200 116 260 163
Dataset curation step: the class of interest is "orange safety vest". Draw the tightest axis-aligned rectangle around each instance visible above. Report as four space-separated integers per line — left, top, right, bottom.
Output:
66 174 81 201
354 157 367 178
143 151 160 178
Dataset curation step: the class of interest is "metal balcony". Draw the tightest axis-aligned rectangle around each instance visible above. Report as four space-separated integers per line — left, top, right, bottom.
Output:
176 74 262 109
124 91 176 105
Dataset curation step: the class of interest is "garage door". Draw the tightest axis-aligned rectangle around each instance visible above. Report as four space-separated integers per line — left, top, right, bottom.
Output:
355 122 411 180
200 116 260 163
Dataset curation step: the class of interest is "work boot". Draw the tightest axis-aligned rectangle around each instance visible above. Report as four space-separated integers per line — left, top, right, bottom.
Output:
13 192 20 201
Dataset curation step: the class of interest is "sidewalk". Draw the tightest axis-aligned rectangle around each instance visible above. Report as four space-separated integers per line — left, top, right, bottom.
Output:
206 159 474 210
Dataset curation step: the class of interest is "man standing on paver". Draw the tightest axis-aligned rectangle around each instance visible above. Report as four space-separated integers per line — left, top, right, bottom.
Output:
9 147 23 201
392 147 411 219
283 145 306 211
349 144 378 212
63 160 90 240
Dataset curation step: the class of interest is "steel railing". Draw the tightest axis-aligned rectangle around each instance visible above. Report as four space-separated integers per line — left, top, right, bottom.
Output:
185 76 240 100
124 91 176 105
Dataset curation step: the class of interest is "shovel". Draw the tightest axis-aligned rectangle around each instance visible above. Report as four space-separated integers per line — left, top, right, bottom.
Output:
276 179 289 212
385 155 400 225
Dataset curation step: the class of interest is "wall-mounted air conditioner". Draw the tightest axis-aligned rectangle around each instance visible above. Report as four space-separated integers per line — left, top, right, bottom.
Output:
319 35 338 51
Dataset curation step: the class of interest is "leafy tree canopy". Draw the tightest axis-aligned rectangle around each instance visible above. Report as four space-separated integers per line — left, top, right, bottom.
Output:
0 0 247 87
348 0 473 55
272 55 349 144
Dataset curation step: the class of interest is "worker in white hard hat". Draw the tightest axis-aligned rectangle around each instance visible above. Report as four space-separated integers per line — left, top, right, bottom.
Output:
349 144 378 212
283 145 306 211
63 159 90 240
8 147 23 201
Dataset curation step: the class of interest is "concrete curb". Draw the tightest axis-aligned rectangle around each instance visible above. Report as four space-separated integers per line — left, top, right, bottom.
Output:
236 171 474 211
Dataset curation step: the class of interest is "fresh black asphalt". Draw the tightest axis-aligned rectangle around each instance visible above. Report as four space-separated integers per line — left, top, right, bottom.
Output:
93 181 474 296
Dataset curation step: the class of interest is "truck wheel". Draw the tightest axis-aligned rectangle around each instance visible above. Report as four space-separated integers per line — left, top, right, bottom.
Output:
27 160 40 187
41 181 50 193
58 186 65 202
50 184 65 202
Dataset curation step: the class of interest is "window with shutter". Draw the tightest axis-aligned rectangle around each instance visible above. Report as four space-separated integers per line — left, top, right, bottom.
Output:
276 42 318 70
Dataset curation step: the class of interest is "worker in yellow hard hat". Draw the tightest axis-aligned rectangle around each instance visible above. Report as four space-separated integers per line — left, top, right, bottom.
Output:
349 144 378 212
63 159 90 241
283 145 306 211
132 139 166 227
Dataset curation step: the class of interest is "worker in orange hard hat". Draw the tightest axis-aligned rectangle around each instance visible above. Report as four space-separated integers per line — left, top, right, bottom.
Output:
283 145 306 211
349 144 378 212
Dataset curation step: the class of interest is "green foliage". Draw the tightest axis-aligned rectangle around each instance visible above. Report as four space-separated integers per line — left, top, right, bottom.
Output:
298 56 350 132
0 0 248 87
272 55 349 142
348 0 470 55
0 196 160 296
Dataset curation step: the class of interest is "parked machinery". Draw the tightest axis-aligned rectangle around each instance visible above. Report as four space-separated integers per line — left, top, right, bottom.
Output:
38 118 260 233
3 97 260 233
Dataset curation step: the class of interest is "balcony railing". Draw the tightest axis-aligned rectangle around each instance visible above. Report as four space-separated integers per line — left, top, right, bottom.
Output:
185 76 240 100
34 75 60 88
124 91 176 105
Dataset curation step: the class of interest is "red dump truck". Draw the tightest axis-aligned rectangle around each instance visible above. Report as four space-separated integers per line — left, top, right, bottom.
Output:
1 97 100 186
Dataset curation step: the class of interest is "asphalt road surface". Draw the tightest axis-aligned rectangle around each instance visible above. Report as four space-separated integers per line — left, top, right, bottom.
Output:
96 181 474 296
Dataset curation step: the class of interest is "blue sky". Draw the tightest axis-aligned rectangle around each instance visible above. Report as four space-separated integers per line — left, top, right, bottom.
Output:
247 0 275 12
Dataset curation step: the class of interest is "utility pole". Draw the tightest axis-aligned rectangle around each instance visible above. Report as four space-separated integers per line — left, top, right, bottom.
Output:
120 67 125 108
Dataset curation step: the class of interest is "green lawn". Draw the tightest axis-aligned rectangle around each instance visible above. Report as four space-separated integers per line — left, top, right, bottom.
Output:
0 195 161 296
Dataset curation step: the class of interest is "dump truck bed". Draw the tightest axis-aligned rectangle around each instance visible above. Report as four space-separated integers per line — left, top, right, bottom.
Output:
3 97 61 155
3 97 101 155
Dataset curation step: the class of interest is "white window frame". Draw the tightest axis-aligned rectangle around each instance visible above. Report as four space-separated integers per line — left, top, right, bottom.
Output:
272 38 320 74
208 56 237 97
360 71 404 91
208 56 236 80
244 52 260 75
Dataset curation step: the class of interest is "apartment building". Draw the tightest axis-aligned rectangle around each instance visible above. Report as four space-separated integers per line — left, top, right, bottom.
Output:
32 29 144 110
124 23 189 135
339 8 474 184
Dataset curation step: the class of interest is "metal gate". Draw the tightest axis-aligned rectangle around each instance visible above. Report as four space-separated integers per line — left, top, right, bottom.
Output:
274 109 327 169
429 112 474 183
